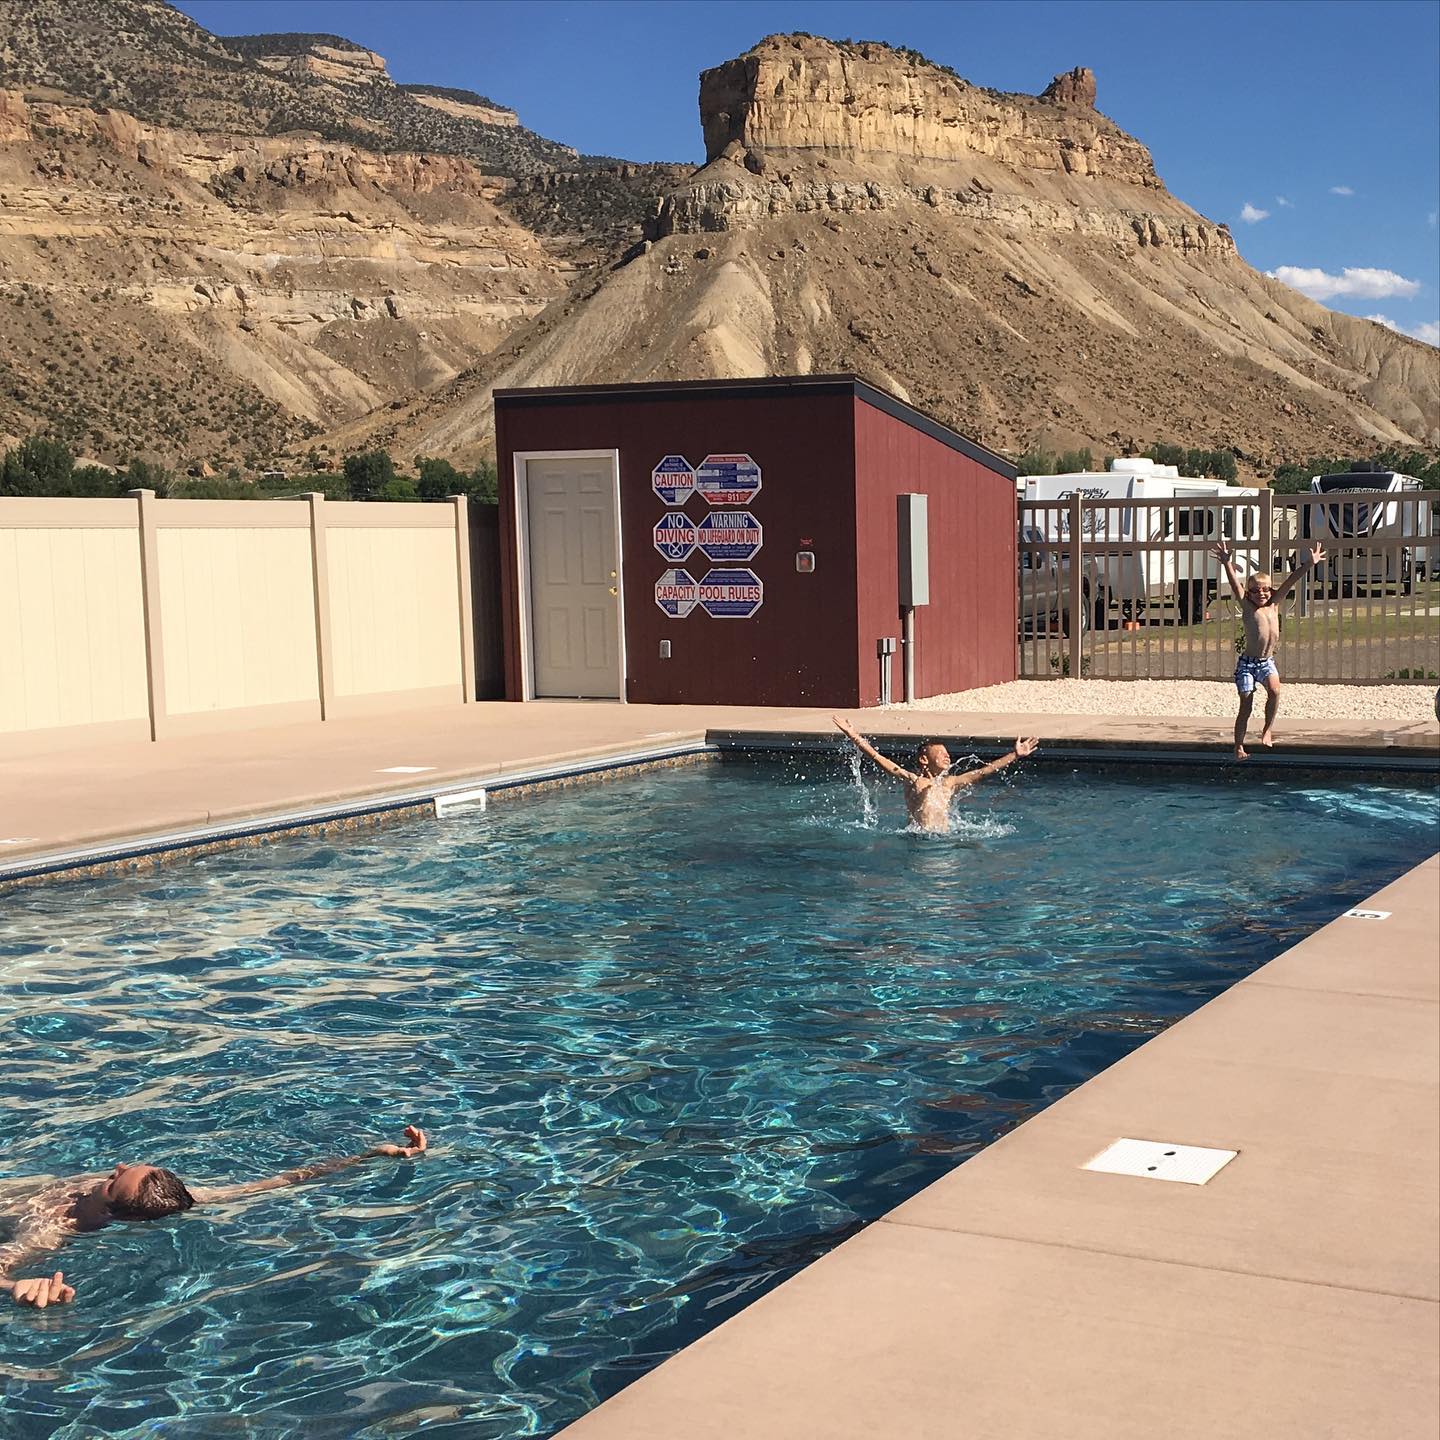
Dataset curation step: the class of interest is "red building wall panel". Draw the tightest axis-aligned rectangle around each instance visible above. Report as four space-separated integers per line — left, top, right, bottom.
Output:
497 388 863 706
852 397 1017 704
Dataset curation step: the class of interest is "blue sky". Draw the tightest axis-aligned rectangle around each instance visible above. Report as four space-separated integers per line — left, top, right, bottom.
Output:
175 0 1439 343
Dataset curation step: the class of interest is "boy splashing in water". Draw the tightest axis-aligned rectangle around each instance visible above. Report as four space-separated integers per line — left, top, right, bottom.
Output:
1210 538 1325 760
834 717 1038 832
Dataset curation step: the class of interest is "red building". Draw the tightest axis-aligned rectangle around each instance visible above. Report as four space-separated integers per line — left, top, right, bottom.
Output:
494 375 1017 707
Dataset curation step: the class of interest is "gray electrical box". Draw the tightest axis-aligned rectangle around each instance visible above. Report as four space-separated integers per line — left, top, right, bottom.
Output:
897 493 930 607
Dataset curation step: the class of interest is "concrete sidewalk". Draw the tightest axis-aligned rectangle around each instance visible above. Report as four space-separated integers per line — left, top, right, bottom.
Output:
2 700 1435 871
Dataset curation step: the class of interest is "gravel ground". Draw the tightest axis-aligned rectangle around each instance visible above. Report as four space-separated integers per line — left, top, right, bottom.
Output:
909 679 1440 722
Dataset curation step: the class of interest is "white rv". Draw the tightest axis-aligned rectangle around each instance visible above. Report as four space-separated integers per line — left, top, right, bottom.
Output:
1021 458 1259 625
1303 471 1432 593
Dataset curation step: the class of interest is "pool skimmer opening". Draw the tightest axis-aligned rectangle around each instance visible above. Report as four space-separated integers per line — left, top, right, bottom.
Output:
433 787 488 818
1083 1138 1238 1186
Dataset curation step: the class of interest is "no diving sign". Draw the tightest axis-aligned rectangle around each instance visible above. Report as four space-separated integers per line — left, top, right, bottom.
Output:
696 453 761 506
653 512 698 562
698 567 763 619
697 511 762 563
652 454 695 505
655 568 699 618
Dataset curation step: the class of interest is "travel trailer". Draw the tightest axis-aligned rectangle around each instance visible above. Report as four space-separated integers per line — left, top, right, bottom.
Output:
1020 458 1259 626
1302 471 1432 593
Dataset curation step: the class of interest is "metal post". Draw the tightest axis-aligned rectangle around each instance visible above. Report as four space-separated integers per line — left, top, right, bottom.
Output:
1068 492 1085 679
902 607 916 702
878 637 896 706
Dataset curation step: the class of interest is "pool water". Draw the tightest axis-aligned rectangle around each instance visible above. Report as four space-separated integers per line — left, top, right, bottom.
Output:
2 758 1436 1438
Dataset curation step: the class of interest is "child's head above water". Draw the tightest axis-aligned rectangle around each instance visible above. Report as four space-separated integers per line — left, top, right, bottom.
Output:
917 741 952 776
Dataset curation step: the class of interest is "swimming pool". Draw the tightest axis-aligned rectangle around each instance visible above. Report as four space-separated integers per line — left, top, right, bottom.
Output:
3 758 1436 1437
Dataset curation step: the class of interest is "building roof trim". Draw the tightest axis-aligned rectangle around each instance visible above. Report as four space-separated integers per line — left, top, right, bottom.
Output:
493 374 1016 480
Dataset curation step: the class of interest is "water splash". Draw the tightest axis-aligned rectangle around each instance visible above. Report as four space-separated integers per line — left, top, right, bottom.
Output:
846 746 878 828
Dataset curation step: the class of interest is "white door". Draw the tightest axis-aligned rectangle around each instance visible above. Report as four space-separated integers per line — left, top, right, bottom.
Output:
525 456 621 698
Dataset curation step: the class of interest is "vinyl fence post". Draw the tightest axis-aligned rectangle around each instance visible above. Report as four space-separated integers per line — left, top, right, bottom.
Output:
304 492 335 720
128 487 167 741
450 494 475 703
1068 491 1085 679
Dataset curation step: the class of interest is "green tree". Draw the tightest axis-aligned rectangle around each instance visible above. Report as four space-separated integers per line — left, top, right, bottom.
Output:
343 450 396 501
1 436 74 495
417 456 467 501
379 475 419 502
467 459 499 504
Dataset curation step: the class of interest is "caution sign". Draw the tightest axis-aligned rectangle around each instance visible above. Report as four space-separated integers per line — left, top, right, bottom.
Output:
651 454 696 506
696 510 763 563
695 453 761 506
653 512 698 562
655 568 699 618
698 567 763 619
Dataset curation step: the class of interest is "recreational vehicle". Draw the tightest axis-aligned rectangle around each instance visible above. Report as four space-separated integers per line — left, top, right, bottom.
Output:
1302 472 1431 593
1021 459 1258 626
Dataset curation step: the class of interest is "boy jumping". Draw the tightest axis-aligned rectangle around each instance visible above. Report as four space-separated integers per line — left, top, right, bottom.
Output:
834 716 1038 832
1210 538 1325 760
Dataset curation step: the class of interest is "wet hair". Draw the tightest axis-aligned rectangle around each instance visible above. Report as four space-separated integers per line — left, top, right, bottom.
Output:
110 1167 196 1221
917 740 946 759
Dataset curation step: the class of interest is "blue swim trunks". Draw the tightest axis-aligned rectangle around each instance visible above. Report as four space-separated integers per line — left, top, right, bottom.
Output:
1234 655 1278 694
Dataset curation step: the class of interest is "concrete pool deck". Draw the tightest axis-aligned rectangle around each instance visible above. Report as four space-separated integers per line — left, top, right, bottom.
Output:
2 699 1436 872
4 700 1438 1437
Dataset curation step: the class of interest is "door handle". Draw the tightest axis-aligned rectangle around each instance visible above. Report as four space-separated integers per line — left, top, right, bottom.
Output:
609 586 617 596
610 570 617 579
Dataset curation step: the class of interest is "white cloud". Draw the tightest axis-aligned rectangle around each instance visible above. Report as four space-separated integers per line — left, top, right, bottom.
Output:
1269 265 1421 300
1239 201 1270 223
1366 314 1440 346
1276 195 1293 208
1329 185 1355 196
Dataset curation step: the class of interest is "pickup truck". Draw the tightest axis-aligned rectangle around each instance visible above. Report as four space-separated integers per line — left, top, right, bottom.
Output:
1019 524 1090 637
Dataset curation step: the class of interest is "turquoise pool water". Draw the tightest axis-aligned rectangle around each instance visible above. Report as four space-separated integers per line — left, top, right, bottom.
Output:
2 758 1436 1437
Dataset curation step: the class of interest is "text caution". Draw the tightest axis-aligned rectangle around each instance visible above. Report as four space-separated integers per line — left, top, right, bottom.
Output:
698 567 763 619
653 512 698 562
696 453 762 506
655 568 700 618
652 454 696 505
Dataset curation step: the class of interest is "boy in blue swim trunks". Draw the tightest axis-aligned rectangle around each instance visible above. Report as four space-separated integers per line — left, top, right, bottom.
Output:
1211 537 1325 760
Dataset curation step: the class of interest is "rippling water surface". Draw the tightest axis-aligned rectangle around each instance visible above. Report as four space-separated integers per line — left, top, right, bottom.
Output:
2 759 1436 1437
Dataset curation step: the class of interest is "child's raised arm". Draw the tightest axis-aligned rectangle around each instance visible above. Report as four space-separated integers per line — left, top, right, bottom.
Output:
1270 541 1326 604
833 716 916 782
1209 539 1245 600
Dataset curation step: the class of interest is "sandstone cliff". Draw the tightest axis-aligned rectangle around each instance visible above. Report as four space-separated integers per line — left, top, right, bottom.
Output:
351 35 1435 470
0 88 583 461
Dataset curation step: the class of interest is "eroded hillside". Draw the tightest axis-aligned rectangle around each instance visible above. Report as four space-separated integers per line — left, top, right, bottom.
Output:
345 37 1437 472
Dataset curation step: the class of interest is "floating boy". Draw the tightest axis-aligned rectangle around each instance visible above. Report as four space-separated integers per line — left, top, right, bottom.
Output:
834 716 1038 832
1 1125 427 1308
1210 538 1325 760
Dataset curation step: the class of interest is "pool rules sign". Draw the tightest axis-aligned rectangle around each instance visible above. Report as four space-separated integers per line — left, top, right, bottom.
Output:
652 451 765 623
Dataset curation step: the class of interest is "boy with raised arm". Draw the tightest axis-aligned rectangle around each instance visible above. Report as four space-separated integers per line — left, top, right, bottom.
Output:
834 716 1038 832
1210 538 1325 760
1 1124 427 1308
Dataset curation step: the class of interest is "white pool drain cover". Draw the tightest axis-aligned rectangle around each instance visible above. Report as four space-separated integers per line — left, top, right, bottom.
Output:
1083 1138 1237 1185
1341 908 1391 920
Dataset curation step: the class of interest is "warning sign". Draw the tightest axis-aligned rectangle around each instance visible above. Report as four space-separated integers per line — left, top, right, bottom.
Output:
651 454 696 505
653 512 698 562
695 453 762 506
698 567 763 619
696 510 763 563
655 568 699 618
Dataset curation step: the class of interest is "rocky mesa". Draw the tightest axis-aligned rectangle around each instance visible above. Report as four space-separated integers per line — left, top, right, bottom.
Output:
352 35 1435 472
